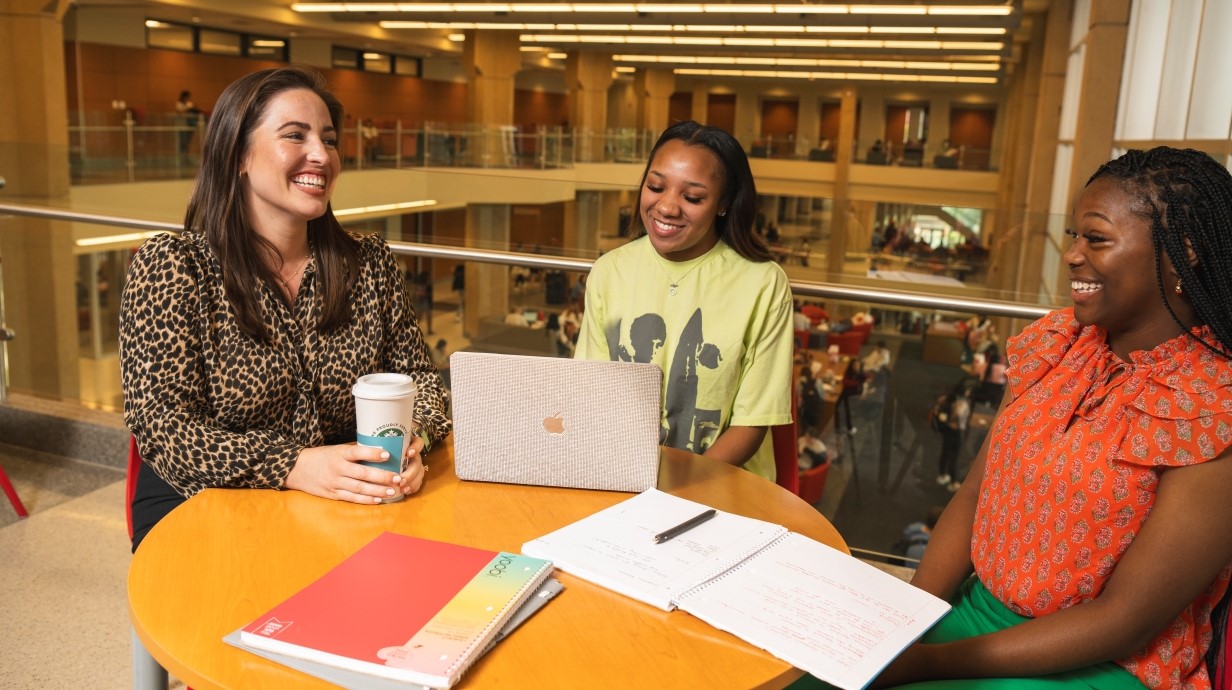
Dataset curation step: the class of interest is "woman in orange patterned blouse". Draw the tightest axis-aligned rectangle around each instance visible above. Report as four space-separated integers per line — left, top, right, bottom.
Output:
873 148 1232 689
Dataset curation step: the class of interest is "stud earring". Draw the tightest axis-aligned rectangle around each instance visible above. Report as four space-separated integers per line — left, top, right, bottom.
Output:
1175 279 1183 295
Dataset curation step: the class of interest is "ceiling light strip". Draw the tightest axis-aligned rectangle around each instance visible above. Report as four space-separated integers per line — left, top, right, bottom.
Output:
673 67 997 83
376 20 1006 34
294 2 1013 17
612 53 1002 72
521 34 1003 51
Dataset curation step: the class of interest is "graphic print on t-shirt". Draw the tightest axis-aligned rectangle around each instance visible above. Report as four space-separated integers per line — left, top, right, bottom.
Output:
607 307 722 454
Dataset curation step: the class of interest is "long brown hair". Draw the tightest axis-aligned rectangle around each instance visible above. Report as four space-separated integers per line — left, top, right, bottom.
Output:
185 66 360 343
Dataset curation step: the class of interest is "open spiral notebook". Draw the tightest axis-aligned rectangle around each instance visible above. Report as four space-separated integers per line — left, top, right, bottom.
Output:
522 489 950 690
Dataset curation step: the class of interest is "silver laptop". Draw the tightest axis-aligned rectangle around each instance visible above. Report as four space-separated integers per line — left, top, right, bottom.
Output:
449 351 663 492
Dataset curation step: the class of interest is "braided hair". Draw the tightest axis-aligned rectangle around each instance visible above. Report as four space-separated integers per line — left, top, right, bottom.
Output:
1086 147 1232 357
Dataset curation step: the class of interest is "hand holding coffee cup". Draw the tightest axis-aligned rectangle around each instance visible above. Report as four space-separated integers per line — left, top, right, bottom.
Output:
353 373 421 503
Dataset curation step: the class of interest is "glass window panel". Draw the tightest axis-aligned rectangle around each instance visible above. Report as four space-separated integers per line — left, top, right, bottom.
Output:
363 51 392 73
146 21 193 51
1155 0 1202 140
199 29 241 56
1057 46 1083 141
332 47 360 70
1187 0 1232 139
394 56 421 76
247 36 288 60
1116 0 1167 140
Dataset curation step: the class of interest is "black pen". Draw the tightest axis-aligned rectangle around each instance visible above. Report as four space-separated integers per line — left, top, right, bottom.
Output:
653 509 717 544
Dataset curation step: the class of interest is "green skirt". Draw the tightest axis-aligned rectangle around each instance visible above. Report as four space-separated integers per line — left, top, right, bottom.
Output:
787 577 1146 689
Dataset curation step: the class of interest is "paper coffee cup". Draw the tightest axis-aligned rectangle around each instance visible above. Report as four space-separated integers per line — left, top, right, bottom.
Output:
353 373 417 501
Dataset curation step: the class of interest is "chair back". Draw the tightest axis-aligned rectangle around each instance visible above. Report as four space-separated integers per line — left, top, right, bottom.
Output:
801 305 828 326
769 375 799 495
126 436 141 541
798 460 831 505
1208 593 1232 690
828 331 863 356
793 329 810 351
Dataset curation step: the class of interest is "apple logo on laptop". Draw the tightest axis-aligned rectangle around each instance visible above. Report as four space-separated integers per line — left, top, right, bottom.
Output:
543 412 565 434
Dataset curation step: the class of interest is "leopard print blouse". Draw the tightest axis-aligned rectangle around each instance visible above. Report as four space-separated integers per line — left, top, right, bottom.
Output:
119 230 451 498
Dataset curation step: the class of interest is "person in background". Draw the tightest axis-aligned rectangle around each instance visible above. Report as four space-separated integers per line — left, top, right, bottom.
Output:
834 358 867 437
862 339 893 373
556 299 583 357
898 506 945 568
174 89 201 157
452 263 465 322
360 118 380 162
505 306 528 327
797 426 829 471
430 338 449 369
792 301 812 332
933 378 973 491
577 120 793 483
866 147 1232 688
120 67 450 552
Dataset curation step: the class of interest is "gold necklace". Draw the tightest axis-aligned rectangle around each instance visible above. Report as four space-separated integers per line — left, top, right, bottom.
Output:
276 254 311 294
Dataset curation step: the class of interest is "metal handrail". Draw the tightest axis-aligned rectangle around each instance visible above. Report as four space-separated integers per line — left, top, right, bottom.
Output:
0 202 1053 321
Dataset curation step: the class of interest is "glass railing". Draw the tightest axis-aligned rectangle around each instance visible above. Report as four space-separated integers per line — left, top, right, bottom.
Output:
65 114 998 185
0 185 1059 563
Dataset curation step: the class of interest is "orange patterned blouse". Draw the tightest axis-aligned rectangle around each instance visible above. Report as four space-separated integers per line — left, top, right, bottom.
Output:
972 309 1232 689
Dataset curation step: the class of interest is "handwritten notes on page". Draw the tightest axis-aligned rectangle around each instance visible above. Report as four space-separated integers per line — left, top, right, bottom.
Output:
522 489 785 610
678 532 950 690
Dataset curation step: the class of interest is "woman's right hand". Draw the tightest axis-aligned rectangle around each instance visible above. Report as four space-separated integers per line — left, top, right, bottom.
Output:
284 443 407 504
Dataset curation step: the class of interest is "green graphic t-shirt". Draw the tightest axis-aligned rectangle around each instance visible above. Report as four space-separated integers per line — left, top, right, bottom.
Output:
577 237 794 482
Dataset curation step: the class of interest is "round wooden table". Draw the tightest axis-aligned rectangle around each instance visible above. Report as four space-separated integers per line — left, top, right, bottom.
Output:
129 441 847 689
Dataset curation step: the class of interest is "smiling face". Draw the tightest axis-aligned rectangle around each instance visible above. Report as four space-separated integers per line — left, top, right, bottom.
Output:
640 139 727 262
240 88 340 235
1065 177 1188 356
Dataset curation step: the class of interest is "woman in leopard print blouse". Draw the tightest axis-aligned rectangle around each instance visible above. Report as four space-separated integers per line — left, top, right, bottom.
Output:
119 67 450 551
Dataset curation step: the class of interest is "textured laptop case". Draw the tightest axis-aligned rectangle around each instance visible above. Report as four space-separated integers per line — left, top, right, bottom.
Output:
450 352 662 492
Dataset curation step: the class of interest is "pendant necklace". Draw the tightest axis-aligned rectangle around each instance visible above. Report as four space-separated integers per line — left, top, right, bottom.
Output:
658 260 702 297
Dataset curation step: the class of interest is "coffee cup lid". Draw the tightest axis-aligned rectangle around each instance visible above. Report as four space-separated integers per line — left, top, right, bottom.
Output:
352 373 417 400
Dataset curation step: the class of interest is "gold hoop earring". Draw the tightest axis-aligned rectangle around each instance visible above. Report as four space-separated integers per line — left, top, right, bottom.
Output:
1174 279 1183 295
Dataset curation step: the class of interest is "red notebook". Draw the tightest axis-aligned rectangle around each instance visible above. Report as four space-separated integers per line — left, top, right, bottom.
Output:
238 532 553 689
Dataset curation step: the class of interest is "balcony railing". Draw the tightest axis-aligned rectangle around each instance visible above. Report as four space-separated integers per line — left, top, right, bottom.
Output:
66 115 995 186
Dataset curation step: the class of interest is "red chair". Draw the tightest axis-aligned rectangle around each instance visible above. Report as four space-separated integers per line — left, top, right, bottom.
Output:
770 375 800 496
127 436 176 689
827 331 863 356
801 305 828 327
849 321 873 346
126 436 141 540
793 328 810 351
798 460 831 505
0 463 28 518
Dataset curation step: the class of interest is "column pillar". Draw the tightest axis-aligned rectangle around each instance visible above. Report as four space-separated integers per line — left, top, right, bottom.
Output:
635 68 675 134
1015 0 1076 302
463 204 511 336
733 86 759 147
565 52 612 163
929 95 951 159
796 92 820 154
986 9 1047 297
0 0 79 400
1037 0 1128 301
826 86 857 277
858 92 886 155
463 30 520 167
690 84 709 125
